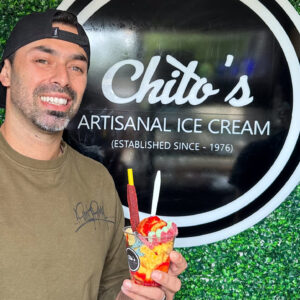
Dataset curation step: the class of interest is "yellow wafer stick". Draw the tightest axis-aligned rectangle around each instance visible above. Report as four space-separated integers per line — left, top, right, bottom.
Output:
128 168 134 186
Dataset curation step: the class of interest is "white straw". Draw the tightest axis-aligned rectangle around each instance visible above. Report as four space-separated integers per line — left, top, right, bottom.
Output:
151 171 161 216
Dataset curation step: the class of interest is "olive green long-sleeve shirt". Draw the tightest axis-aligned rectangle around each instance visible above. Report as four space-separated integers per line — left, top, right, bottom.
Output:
0 132 129 300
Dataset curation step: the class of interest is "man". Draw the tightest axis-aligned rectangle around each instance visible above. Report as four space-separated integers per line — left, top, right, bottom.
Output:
0 9 187 300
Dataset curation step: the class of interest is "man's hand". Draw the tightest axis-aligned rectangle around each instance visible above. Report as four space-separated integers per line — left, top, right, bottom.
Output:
118 251 187 300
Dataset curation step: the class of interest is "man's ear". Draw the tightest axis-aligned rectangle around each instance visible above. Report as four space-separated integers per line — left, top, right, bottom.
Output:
0 59 12 88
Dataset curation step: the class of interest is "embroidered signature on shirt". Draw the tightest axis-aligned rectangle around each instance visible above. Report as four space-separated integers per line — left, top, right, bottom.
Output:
74 200 114 232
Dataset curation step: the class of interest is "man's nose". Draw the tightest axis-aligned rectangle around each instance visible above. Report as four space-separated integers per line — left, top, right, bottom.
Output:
51 63 70 87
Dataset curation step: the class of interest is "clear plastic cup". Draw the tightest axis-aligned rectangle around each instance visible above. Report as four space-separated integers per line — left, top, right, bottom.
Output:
123 226 176 287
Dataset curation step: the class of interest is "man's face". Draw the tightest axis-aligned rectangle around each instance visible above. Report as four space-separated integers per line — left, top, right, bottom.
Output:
7 23 88 132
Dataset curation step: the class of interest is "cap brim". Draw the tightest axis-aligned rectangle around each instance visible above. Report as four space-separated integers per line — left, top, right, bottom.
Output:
0 82 6 108
0 59 6 108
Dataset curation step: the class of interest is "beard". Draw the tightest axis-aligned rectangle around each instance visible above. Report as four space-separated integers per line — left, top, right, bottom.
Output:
10 73 80 133
32 109 72 132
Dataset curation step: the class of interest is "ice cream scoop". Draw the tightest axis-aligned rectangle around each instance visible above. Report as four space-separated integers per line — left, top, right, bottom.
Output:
136 215 178 249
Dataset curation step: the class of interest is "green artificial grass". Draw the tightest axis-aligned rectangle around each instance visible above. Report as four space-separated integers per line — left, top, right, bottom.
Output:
289 0 300 13
0 0 299 299
176 186 300 299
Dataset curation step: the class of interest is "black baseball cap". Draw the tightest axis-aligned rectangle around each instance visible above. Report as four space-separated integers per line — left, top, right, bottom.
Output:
0 9 90 108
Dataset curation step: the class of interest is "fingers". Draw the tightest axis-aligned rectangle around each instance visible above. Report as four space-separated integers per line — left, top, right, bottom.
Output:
121 280 166 300
168 251 188 276
151 270 181 294
120 251 187 300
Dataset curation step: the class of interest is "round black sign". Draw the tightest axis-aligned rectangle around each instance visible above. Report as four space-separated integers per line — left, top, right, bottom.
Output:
126 247 140 272
60 0 300 247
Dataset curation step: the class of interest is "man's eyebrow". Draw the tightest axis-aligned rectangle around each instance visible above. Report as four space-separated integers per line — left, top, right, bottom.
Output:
71 54 88 64
30 45 88 64
32 45 56 55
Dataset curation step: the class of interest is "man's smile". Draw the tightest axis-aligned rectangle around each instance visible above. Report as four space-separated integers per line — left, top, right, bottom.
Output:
40 96 68 106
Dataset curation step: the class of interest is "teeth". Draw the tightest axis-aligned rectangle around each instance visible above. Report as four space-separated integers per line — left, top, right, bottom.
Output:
40 96 68 105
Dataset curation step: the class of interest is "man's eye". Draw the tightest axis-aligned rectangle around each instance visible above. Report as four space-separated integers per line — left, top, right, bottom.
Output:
35 59 48 64
71 66 84 73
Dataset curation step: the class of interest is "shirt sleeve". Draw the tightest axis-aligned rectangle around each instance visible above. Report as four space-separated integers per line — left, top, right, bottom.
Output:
98 189 130 300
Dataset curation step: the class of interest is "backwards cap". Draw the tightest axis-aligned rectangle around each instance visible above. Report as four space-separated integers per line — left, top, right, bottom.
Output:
0 9 90 107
